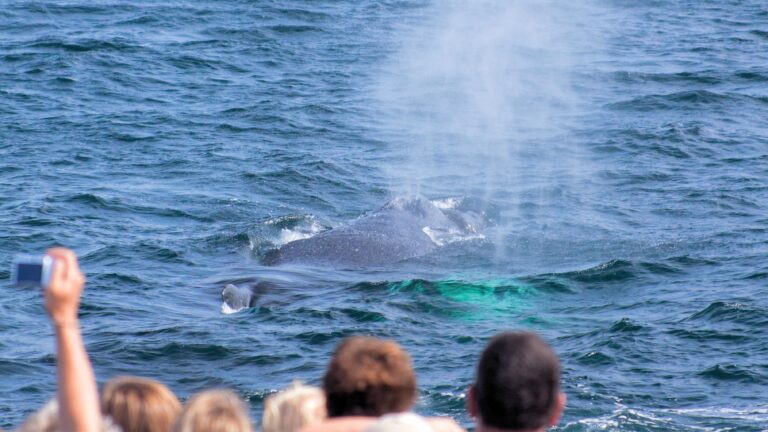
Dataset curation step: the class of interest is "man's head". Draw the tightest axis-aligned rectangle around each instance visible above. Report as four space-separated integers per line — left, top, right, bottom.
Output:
323 336 417 418
468 332 565 431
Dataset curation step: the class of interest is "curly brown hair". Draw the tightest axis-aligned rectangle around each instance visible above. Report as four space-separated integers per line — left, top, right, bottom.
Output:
323 337 417 418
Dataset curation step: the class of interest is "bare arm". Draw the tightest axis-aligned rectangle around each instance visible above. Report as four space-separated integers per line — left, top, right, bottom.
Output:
46 248 100 432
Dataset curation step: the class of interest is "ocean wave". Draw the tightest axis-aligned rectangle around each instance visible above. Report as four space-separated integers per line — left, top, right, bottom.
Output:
577 351 615 366
743 271 767 280
608 318 646 333
264 6 333 22
92 272 145 286
128 342 240 362
612 70 722 85
606 90 767 111
14 3 138 15
265 25 323 34
564 404 681 431
65 193 212 222
698 364 765 384
684 301 768 326
558 260 636 284
667 329 752 343
661 406 768 422
0 359 49 376
558 401 768 432
293 329 360 345
26 37 144 53
202 27 269 41
734 70 768 81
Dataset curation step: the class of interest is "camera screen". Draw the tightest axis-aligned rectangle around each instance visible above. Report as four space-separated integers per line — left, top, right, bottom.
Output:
15 263 43 285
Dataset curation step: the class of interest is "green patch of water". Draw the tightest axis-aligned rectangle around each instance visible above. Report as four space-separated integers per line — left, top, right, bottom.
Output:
388 278 538 322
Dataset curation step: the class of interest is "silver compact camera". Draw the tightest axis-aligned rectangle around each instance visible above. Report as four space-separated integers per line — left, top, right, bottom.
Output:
11 255 55 288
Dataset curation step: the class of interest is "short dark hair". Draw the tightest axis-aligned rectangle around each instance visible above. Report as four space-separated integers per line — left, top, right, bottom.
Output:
323 336 417 418
474 332 561 430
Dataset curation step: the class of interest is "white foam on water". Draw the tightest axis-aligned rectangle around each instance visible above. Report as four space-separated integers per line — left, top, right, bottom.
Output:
276 220 324 246
264 214 301 226
220 302 243 315
662 406 768 422
564 402 768 431
569 406 681 431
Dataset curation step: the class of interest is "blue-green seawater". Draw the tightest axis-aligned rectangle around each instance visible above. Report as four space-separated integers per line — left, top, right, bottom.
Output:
1 1 767 430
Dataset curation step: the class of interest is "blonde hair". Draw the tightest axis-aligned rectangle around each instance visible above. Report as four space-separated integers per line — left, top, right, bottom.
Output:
101 376 181 432
17 399 121 432
262 382 326 432
172 389 252 432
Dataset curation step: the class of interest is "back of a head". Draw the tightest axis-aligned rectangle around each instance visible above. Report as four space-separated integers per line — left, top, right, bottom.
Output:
262 382 325 432
173 389 252 432
323 336 417 418
101 376 181 432
475 332 561 431
18 399 121 432
17 400 58 432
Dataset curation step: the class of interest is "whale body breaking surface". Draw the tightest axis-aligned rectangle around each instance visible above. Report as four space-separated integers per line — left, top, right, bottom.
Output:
221 196 490 312
262 196 487 267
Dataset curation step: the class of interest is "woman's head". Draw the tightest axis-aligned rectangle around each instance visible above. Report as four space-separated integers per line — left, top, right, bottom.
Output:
18 399 122 432
262 382 326 432
101 376 181 432
173 389 252 432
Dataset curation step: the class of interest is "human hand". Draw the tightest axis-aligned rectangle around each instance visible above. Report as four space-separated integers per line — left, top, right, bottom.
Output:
44 248 86 325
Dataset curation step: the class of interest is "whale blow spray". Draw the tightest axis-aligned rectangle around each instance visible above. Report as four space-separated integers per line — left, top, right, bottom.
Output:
371 0 604 266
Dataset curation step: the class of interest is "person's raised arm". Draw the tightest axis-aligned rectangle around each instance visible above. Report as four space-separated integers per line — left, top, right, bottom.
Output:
45 247 100 432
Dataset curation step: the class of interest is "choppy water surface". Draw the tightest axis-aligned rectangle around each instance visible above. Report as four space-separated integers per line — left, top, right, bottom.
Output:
1 0 767 430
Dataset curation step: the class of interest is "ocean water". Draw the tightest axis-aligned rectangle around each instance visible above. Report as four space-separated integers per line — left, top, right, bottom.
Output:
1 0 767 430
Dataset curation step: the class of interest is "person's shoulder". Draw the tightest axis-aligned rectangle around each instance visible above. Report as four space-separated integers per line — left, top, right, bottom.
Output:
426 416 467 432
299 416 376 432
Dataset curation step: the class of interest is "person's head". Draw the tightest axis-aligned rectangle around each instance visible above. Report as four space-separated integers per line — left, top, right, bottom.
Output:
172 389 252 432
101 376 181 432
468 332 565 432
262 381 325 432
18 399 122 432
323 336 417 418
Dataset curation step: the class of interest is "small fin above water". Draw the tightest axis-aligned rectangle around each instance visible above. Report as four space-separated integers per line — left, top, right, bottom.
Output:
221 284 254 314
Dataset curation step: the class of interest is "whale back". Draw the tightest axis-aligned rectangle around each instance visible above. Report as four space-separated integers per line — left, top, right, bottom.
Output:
263 196 460 267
